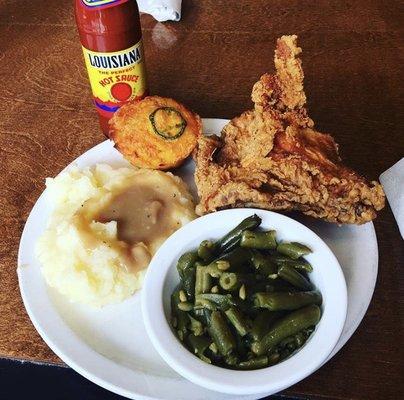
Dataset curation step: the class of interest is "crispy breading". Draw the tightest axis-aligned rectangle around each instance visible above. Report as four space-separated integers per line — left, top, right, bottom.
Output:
110 96 202 170
194 35 385 224
218 109 282 164
252 35 307 112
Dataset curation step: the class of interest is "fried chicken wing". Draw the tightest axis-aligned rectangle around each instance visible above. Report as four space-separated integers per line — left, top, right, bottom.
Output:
194 35 385 224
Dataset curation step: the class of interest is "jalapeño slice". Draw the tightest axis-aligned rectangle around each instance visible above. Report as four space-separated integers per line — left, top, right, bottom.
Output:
149 107 187 140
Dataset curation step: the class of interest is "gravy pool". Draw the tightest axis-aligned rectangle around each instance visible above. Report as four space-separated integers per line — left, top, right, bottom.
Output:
94 170 194 272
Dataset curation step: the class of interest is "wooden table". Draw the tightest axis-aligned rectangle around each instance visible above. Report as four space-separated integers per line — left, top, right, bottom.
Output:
1 1 403 399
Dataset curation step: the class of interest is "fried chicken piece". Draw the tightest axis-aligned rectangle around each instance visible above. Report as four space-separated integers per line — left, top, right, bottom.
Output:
194 35 385 224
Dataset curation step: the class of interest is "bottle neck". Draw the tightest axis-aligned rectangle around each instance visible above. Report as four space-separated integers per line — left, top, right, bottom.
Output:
75 0 142 52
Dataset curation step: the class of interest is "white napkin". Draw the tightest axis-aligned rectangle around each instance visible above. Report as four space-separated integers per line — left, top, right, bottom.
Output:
379 158 404 239
137 0 182 22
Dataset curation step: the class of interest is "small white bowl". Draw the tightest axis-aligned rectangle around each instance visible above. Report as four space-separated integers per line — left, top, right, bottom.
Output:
142 209 347 396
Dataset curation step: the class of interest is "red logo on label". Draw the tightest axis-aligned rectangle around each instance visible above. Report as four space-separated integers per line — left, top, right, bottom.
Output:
111 82 133 102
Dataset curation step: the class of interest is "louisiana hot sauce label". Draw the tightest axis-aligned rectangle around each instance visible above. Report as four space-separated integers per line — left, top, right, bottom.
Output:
81 40 147 117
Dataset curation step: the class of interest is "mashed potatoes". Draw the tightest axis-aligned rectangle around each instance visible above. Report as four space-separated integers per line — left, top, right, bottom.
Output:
36 164 195 307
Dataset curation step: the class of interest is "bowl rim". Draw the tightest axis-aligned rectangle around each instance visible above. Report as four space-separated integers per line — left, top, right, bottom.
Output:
141 208 348 395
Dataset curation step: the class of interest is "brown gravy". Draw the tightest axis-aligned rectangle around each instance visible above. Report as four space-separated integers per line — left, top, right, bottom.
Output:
95 178 181 251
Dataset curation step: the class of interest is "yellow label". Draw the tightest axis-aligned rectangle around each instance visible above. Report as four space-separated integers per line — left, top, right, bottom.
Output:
82 40 147 114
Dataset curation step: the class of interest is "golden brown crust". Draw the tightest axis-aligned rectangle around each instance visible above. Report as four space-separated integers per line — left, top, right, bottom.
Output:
110 96 202 170
194 35 385 224
218 109 282 164
252 35 307 112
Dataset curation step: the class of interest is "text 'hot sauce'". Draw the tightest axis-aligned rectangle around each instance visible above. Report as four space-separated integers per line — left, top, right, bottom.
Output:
75 0 147 135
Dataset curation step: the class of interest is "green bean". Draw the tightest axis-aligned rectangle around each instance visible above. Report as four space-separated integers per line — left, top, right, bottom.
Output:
247 280 276 295
219 272 239 291
171 289 189 338
267 351 281 365
278 265 312 290
235 334 249 359
240 275 271 298
181 268 196 299
250 310 283 341
215 214 262 253
251 305 321 356
195 265 212 295
217 247 251 268
195 293 236 311
294 331 306 347
279 348 292 361
236 355 269 370
178 301 193 312
176 330 186 341
175 315 189 340
209 342 218 354
198 240 216 262
293 261 312 273
277 242 312 259
240 278 297 301
176 314 188 339
194 267 204 295
194 298 216 311
253 291 322 311
277 330 309 353
217 260 231 270
197 293 235 304
269 254 313 272
208 311 236 356
217 247 253 272
278 335 296 348
176 251 198 277
280 332 308 352
187 334 212 363
206 260 230 278
287 342 297 352
224 353 239 366
303 326 315 337
193 308 211 325
269 279 300 293
225 307 249 336
205 260 229 277
240 230 277 250
244 272 265 283
176 252 198 299
188 314 204 336
171 316 177 328
250 251 278 278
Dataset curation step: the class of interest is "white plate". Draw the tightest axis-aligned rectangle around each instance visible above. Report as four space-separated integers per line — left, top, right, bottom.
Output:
17 118 378 400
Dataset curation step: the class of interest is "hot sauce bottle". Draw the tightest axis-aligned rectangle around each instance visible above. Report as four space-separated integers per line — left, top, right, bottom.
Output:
75 0 147 136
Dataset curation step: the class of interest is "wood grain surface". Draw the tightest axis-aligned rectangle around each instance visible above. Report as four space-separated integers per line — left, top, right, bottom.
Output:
0 1 403 399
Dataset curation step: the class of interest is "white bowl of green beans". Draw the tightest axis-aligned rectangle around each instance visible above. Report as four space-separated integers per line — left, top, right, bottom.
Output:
142 209 347 396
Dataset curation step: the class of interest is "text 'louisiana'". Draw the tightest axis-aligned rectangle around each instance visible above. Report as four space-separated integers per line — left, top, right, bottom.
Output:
89 47 141 70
